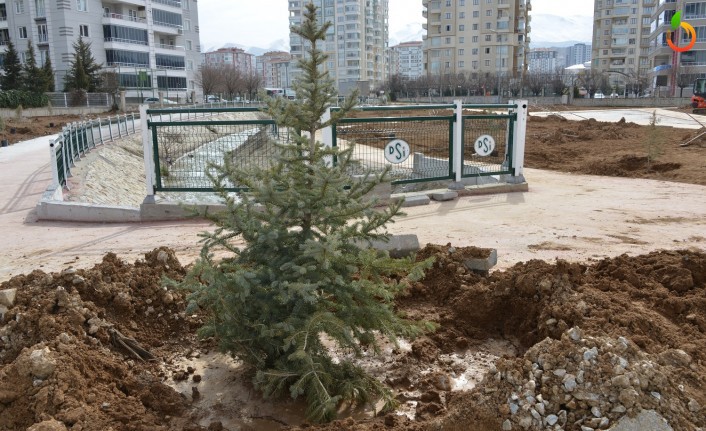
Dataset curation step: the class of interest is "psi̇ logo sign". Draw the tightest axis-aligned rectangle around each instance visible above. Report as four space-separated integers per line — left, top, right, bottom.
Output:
667 11 696 53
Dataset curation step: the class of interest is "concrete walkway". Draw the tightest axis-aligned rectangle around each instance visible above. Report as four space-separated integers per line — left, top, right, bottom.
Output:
1 112 705 283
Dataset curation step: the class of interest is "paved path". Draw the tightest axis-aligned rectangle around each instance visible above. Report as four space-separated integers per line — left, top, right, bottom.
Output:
1 110 705 282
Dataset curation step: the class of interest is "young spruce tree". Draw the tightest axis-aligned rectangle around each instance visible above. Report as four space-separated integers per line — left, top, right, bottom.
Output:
179 2 433 423
1 40 23 91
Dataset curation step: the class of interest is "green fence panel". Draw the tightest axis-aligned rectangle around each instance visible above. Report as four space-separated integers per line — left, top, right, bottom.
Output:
151 119 287 192
334 116 455 185
461 113 516 178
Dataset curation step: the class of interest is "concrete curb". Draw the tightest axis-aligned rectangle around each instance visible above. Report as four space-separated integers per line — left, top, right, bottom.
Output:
36 180 528 223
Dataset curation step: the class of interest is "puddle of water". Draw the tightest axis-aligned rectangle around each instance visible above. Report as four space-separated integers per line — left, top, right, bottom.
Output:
163 338 517 428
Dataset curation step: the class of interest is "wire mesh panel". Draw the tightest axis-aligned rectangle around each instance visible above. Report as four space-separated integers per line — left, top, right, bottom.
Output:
334 116 454 184
461 114 515 178
150 120 288 192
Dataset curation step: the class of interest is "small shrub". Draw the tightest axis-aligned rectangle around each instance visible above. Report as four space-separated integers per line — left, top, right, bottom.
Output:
0 90 48 109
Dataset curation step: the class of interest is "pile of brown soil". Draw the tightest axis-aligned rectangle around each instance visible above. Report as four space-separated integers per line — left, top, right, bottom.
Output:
1 246 705 430
0 115 83 145
526 115 706 185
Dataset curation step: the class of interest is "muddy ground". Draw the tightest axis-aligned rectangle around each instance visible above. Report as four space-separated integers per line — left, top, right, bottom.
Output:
1 109 705 430
1 245 704 430
0 116 84 146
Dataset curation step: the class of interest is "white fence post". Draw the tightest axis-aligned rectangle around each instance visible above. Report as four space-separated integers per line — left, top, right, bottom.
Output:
322 107 333 166
49 140 59 189
511 99 528 182
453 99 463 184
141 104 156 202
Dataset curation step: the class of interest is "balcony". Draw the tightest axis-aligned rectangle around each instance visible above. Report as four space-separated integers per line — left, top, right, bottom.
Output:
156 43 184 51
102 12 146 25
153 0 181 7
153 21 183 35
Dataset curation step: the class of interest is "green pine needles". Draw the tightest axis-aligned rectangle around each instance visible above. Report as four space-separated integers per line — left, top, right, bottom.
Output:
178 2 434 423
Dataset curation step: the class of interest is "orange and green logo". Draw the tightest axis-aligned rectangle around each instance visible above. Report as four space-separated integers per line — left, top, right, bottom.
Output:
667 11 696 53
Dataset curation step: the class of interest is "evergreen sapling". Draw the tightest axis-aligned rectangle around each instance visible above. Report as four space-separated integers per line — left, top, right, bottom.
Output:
178 3 434 422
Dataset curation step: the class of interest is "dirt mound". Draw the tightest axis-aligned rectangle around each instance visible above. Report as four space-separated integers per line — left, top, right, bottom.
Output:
2 246 705 430
0 247 210 431
525 115 706 185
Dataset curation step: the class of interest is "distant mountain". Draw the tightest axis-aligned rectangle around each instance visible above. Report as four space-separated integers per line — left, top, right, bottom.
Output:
530 13 592 47
207 39 290 56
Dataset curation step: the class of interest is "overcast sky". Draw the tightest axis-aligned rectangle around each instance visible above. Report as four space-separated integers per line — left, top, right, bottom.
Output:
197 0 595 51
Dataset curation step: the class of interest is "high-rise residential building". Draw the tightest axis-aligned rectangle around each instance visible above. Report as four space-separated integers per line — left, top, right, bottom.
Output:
648 0 706 95
592 0 654 86
567 43 592 67
390 41 424 80
0 0 201 100
288 0 389 95
528 48 558 74
204 47 254 74
421 0 531 81
256 51 292 89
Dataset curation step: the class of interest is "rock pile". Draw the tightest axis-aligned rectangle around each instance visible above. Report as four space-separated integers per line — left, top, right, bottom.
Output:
490 327 703 430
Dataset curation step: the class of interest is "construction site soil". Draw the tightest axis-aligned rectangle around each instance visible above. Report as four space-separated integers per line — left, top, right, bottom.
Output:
1 110 705 430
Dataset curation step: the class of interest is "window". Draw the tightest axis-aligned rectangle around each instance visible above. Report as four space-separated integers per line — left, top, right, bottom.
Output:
459 37 464 43
35 0 45 17
445 13 451 19
103 25 148 44
485 47 490 54
20 51 26 63
458 49 464 55
186 40 192 50
459 12 465 18
80 25 89 37
486 10 492 16
446 25 451 31
18 26 27 39
187 60 193 70
184 19 191 31
37 24 48 43
183 0 189 10
473 11 479 17
485 59 490 66
459 25 465 31
472 48 478 54
459 60 464 67
445 37 451 44
15 0 24 14
473 24 478 30
77 0 86 12
484 34 491 41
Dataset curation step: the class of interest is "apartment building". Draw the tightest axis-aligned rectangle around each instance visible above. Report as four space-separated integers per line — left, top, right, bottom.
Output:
390 41 424 80
528 48 558 74
0 0 201 100
592 0 655 87
567 43 592 66
421 0 531 81
288 0 389 95
648 0 706 95
204 47 254 74
256 51 292 89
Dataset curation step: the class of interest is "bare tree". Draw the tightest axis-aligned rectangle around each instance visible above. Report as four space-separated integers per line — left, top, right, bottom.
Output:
676 64 700 97
221 65 243 101
550 67 568 95
195 65 223 97
99 71 120 109
526 71 545 96
243 72 262 101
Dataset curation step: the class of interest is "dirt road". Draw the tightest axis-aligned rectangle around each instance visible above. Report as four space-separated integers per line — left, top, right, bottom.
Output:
1 132 705 282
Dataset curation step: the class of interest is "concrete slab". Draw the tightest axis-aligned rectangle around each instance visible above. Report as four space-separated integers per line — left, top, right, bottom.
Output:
463 249 498 273
0 288 17 307
399 195 431 207
357 234 420 258
431 191 458 201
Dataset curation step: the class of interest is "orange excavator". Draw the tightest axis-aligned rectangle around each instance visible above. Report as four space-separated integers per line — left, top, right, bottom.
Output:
691 78 706 114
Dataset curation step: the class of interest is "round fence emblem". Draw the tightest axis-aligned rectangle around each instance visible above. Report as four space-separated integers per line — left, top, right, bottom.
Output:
385 139 410 164
474 135 496 157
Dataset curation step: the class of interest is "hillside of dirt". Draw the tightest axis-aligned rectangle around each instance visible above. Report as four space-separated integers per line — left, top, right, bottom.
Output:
1 245 704 430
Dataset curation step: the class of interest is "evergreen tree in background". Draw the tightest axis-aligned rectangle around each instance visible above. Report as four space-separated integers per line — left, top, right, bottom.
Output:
178 2 434 423
64 37 102 92
41 55 55 92
1 40 23 91
22 41 44 92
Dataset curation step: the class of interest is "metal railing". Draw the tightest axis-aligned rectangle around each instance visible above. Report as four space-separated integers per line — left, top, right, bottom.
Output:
50 113 138 189
143 102 528 195
153 0 182 7
46 93 112 108
103 12 147 24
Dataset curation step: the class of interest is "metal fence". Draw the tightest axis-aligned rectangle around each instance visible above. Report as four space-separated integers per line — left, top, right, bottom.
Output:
47 93 112 108
50 113 138 189
143 102 528 195
148 111 287 192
